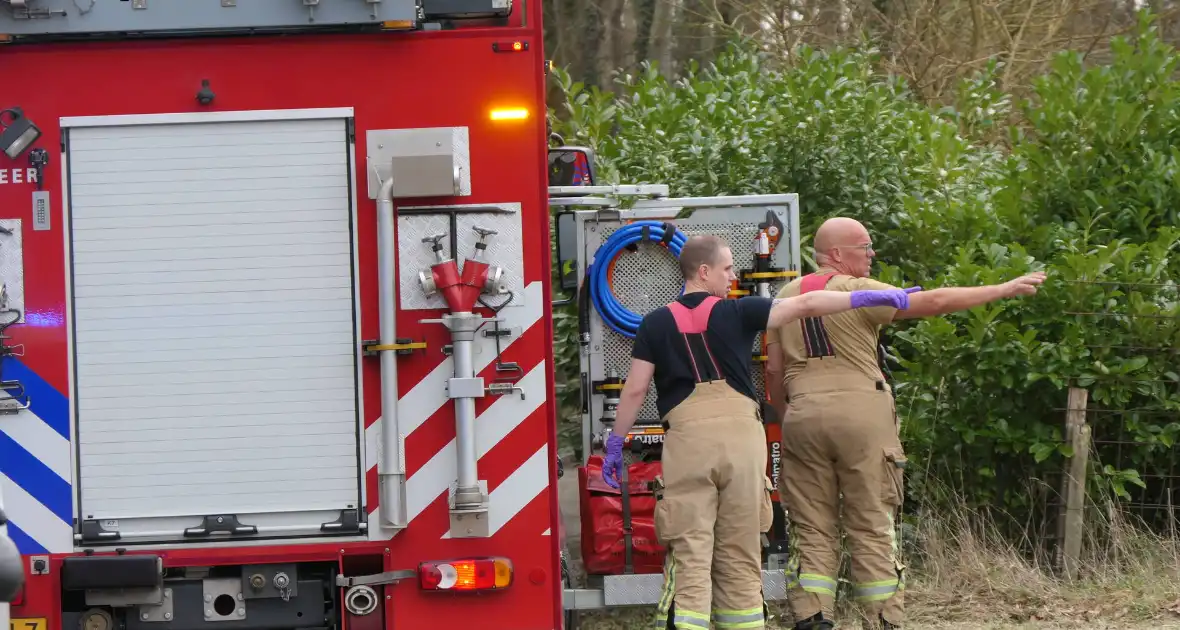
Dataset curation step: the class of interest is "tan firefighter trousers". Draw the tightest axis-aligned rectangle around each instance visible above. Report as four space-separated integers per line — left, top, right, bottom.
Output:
780 373 907 627
654 379 775 630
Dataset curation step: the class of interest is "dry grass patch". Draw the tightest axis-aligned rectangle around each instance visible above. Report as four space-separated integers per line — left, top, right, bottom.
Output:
904 496 1180 626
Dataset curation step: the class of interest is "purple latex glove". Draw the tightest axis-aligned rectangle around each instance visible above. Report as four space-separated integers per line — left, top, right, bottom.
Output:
602 433 625 489
850 286 922 310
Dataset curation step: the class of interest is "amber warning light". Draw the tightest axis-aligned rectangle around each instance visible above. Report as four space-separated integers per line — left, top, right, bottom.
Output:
418 557 513 592
492 41 528 53
490 108 529 121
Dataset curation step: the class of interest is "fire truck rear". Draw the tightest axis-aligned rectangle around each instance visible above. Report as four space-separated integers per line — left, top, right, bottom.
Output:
0 1 565 629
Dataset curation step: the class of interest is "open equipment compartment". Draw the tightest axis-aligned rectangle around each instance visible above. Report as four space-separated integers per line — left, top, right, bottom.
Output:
550 150 803 613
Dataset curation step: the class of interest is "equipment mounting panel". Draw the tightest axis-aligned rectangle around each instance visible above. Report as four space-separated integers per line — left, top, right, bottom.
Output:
571 202 800 459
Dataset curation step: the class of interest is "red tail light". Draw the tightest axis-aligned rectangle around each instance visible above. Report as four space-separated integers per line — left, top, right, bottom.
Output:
418 557 512 592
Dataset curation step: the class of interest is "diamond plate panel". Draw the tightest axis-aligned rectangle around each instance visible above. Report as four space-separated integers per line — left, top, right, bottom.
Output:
600 570 789 606
397 214 452 311
455 203 524 309
397 204 524 311
0 220 25 324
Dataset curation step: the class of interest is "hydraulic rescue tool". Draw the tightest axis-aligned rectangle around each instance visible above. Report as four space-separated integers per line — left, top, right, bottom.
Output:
737 210 799 554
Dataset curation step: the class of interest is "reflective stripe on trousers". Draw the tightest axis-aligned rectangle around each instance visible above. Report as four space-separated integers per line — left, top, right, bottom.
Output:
712 607 765 629
852 578 900 601
799 573 837 597
655 550 677 628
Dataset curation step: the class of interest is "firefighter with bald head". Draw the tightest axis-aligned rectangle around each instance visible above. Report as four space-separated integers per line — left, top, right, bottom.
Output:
600 233 922 630
764 217 1045 630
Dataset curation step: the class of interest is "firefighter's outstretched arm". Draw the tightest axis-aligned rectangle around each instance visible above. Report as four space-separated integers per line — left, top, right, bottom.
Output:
894 271 1044 320
766 287 921 330
601 357 654 488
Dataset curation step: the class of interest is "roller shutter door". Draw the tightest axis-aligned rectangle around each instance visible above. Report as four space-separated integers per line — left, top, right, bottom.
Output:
65 113 363 545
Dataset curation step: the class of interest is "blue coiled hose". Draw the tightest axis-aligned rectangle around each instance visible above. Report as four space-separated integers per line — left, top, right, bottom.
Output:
588 221 688 338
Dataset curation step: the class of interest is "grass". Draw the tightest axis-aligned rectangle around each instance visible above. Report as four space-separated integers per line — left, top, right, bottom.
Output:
565 491 1180 629
903 494 1180 627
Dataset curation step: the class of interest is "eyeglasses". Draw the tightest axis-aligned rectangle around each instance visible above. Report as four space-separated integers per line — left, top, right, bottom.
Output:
836 243 874 254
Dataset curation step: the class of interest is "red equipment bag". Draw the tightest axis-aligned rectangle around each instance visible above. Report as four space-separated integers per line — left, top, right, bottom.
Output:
577 455 667 575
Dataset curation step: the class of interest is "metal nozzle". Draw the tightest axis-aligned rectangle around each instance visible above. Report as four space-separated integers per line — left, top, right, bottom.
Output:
470 226 498 261
422 233 449 263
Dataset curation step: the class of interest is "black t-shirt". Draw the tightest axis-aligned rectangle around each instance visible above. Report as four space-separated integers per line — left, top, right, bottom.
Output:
631 292 774 418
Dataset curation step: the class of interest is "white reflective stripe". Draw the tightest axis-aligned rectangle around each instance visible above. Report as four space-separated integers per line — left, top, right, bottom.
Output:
406 363 546 522
393 281 543 437
441 445 549 539
1 474 73 552
0 409 71 482
363 281 545 531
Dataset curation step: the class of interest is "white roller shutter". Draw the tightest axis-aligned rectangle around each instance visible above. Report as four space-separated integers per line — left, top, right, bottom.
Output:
65 112 364 545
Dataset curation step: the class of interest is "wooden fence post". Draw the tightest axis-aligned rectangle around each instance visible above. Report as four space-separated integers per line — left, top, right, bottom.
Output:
1059 387 1091 581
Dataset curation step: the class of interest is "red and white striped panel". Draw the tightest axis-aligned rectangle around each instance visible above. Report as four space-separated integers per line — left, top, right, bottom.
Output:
364 280 549 539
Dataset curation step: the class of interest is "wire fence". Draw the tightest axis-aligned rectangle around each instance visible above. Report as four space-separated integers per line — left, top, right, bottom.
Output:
1049 279 1180 564
908 279 1180 568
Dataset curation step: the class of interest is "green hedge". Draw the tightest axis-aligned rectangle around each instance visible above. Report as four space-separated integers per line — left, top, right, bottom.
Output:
547 10 1180 530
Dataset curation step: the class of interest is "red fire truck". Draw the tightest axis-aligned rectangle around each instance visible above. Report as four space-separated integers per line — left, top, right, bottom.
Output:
0 2 802 629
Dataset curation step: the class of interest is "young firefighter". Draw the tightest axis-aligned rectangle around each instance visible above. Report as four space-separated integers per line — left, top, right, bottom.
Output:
764 217 1045 630
600 233 921 630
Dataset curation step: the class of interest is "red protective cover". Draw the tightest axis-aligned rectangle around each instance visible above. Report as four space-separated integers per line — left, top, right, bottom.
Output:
577 455 667 575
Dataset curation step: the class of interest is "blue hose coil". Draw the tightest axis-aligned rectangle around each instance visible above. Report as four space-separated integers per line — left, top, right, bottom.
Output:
587 221 688 339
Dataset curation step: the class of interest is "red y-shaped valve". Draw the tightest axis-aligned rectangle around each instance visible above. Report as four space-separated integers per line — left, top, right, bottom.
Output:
418 227 506 313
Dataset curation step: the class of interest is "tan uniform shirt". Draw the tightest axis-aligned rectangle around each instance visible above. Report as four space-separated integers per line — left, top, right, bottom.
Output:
764 267 901 396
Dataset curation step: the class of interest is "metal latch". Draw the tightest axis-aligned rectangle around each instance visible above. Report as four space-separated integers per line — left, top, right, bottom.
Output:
362 338 427 357
486 382 524 400
183 514 257 538
10 4 67 19
336 570 417 588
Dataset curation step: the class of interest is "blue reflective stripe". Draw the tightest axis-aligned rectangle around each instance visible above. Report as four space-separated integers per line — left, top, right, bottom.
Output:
3 357 69 439
0 431 73 521
5 522 47 556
